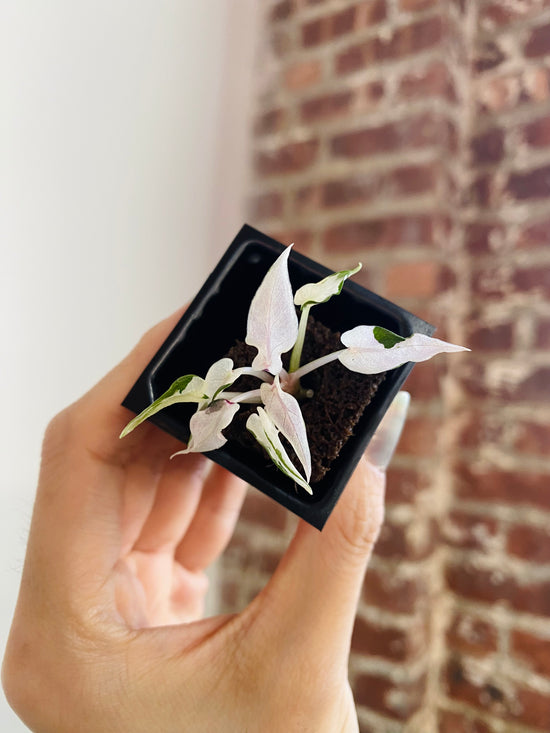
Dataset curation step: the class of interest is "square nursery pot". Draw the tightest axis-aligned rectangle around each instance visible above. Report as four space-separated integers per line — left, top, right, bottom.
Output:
123 224 435 530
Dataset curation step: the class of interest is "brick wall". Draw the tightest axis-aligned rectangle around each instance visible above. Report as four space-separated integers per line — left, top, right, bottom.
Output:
217 1 550 731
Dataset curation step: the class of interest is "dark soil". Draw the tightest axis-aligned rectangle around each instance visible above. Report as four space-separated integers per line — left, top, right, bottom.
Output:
224 316 385 484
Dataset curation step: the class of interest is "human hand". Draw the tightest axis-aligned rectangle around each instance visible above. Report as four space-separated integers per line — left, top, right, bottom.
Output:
2 309 406 733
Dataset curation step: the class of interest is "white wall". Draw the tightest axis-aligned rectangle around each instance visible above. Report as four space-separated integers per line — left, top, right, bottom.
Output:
1 2 259 729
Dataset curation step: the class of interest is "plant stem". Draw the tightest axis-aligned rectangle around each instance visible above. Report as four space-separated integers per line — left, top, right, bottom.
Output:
220 389 262 404
291 349 345 380
289 304 311 373
239 367 273 383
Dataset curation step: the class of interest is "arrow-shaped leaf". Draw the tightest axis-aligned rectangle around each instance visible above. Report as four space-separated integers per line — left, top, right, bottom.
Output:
339 326 469 374
294 263 362 309
120 374 205 438
171 400 240 456
245 245 299 375
246 408 312 494
260 376 311 481
203 357 246 402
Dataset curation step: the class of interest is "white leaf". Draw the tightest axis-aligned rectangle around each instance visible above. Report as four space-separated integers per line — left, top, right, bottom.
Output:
339 326 469 374
294 263 362 308
245 245 299 375
203 357 245 402
246 408 312 494
120 375 205 438
260 376 311 481
172 400 240 456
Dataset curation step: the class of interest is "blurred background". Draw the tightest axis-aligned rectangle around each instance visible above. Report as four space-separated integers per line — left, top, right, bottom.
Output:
2 1 550 732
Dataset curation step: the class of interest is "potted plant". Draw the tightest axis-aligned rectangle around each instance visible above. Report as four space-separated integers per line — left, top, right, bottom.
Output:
121 224 466 529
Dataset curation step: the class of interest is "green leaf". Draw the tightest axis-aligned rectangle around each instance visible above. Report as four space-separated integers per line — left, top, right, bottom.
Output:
119 374 204 438
294 263 362 309
373 326 406 349
246 408 312 494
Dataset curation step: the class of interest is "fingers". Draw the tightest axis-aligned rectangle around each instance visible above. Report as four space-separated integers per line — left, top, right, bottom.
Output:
250 459 386 669
175 465 248 571
132 453 211 553
26 309 188 587
247 392 410 668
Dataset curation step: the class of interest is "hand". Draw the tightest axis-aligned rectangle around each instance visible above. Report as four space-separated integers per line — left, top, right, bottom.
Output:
2 310 396 733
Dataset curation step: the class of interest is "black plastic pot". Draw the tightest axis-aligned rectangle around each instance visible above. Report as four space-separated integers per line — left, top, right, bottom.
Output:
123 224 434 530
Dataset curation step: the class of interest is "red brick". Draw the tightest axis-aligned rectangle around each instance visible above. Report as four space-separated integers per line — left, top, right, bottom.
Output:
507 524 550 563
510 367 550 401
301 17 325 47
443 511 499 552
382 16 444 59
300 90 353 123
511 629 550 677
446 562 550 616
512 266 550 297
481 1 533 28
466 323 514 351
465 223 504 254
362 79 385 107
523 65 550 104
508 163 550 200
284 60 322 90
525 21 550 58
335 42 373 75
446 611 498 656
352 616 425 661
375 518 437 560
301 7 357 47
471 128 505 165
399 61 456 101
254 108 286 136
438 709 494 733
255 139 319 177
524 115 550 148
321 174 379 208
474 39 506 72
400 0 438 10
270 0 293 22
331 6 356 37
323 215 433 251
355 672 426 720
268 228 312 254
515 420 550 455
249 191 284 220
356 0 387 27
518 217 550 248
240 491 287 531
536 319 550 347
445 657 550 729
387 163 437 195
385 262 454 299
293 184 320 215
455 463 550 510
385 465 431 504
331 113 446 158
403 359 445 399
362 566 426 614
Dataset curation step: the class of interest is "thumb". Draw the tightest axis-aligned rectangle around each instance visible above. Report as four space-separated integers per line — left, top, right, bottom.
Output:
251 393 410 668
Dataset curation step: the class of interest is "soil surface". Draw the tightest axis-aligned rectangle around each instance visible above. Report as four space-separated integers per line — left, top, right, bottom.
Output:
224 316 386 484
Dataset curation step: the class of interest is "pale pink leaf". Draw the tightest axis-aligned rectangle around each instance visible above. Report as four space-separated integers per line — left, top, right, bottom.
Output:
171 400 240 456
260 376 311 481
245 246 299 375
339 326 469 374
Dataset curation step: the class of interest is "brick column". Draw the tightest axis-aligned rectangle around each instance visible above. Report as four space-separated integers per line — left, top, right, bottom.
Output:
217 2 550 731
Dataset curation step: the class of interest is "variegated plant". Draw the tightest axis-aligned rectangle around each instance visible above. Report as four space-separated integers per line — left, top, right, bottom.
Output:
121 246 468 493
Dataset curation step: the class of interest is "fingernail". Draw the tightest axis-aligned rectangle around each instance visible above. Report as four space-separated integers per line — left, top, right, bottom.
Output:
365 391 410 471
